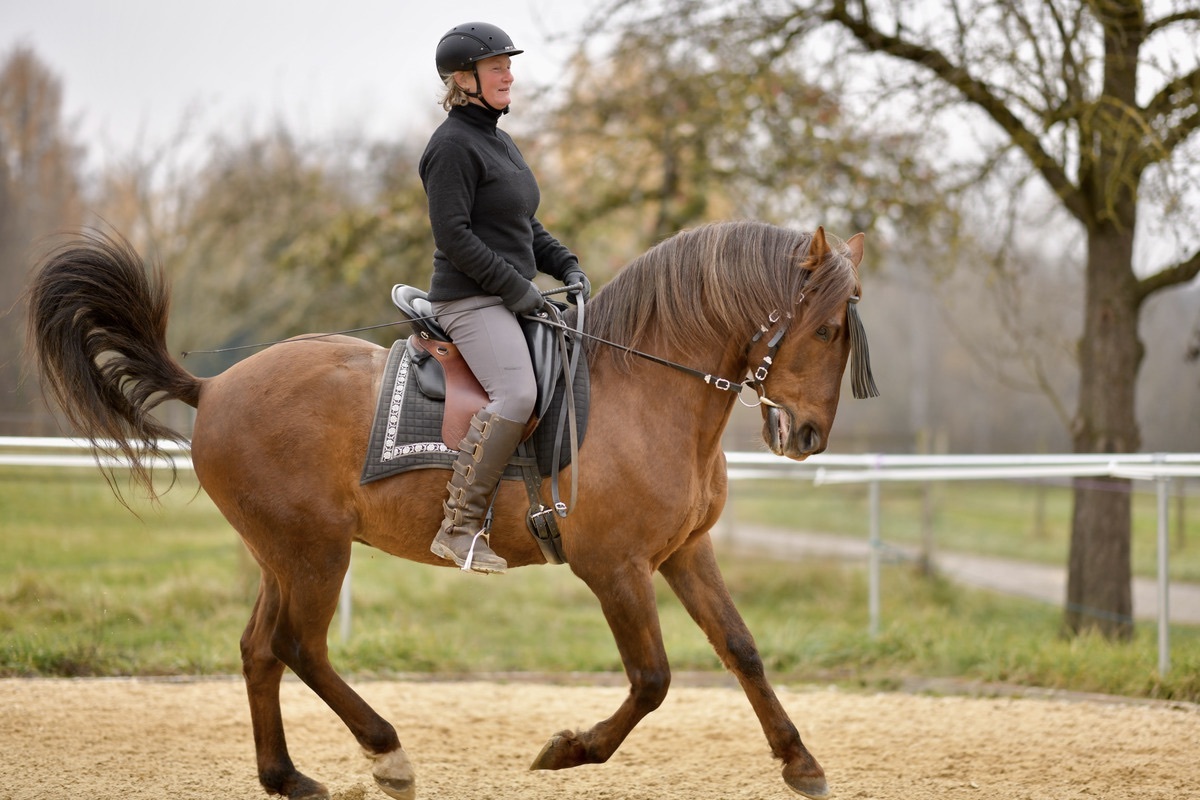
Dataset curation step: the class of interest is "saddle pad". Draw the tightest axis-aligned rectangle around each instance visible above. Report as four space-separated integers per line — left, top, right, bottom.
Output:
360 339 589 485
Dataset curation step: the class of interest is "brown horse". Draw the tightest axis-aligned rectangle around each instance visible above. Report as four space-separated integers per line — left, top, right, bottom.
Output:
26 220 872 800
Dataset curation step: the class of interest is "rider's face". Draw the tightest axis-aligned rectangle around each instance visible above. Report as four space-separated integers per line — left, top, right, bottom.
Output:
459 55 513 109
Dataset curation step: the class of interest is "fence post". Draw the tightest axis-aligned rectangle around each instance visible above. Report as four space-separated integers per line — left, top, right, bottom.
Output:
339 560 353 643
868 459 881 637
1156 464 1170 675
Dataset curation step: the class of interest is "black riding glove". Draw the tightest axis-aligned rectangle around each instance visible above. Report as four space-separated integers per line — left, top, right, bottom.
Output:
564 269 591 302
508 281 548 315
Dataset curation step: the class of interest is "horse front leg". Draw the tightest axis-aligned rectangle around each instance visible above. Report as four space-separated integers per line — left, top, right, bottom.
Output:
530 561 670 771
659 534 829 800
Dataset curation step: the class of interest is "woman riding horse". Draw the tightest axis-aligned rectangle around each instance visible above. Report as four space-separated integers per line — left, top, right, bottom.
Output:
422 22 591 574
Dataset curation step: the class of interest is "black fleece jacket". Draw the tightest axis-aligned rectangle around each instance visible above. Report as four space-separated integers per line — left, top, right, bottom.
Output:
419 103 580 308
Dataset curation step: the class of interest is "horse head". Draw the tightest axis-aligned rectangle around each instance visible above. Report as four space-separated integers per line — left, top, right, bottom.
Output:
754 227 872 460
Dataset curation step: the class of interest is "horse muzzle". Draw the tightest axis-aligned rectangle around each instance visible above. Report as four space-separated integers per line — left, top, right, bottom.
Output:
764 405 826 459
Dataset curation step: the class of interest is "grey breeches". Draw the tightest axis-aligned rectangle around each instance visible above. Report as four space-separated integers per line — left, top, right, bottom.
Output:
431 295 537 423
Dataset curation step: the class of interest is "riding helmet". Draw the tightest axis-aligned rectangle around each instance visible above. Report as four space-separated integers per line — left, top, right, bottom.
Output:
436 22 524 77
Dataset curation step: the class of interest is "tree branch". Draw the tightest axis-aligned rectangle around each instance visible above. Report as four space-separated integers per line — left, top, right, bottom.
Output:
1141 66 1200 166
1137 247 1200 304
824 0 1090 223
1146 9 1200 38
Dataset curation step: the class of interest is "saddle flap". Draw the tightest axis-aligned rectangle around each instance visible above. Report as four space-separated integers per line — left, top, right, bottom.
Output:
521 311 563 421
408 335 490 448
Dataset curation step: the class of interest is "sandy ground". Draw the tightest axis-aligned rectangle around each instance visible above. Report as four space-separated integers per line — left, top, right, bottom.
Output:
2 675 1198 800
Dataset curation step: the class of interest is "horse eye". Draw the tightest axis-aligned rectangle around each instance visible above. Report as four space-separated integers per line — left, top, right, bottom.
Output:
816 326 830 341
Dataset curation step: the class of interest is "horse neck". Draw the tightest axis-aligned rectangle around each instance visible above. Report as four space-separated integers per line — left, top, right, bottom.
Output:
594 331 744 462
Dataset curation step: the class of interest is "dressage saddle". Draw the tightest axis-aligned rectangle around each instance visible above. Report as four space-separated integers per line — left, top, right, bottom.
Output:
390 284 565 449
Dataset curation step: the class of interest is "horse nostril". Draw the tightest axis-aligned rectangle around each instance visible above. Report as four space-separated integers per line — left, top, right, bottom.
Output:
799 424 824 454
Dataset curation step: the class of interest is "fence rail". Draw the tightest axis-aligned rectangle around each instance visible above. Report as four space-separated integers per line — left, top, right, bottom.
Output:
4 437 1197 672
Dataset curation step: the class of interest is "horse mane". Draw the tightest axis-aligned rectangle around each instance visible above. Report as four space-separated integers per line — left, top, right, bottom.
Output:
586 220 861 366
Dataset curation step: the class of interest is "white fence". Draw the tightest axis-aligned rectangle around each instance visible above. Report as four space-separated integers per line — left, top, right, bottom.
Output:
725 451 1200 674
4 437 1198 673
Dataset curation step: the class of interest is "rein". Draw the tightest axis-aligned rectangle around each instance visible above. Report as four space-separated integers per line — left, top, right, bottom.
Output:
532 291 878 403
533 307 791 406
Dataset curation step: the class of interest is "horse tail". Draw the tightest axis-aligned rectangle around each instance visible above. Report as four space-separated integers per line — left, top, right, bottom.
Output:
25 229 201 499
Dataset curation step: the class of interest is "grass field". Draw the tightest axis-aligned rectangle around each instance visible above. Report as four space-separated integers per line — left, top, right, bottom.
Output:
728 475 1200 582
2 465 1198 701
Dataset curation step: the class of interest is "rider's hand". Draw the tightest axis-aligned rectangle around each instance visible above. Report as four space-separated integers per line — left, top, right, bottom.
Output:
564 269 591 302
508 281 548 315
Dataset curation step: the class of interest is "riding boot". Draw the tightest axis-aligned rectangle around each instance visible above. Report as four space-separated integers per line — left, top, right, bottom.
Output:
430 409 527 574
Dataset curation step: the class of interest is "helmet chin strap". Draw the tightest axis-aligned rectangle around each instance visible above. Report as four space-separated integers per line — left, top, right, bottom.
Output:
463 67 510 114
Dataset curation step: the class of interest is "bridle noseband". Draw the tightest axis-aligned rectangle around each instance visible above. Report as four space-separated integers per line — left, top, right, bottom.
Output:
719 304 796 410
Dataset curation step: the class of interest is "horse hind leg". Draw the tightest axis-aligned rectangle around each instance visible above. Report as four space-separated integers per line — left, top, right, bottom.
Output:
241 572 330 800
658 535 829 800
244 552 415 800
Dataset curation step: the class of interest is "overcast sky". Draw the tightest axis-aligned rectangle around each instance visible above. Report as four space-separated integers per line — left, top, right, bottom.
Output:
2 0 591 169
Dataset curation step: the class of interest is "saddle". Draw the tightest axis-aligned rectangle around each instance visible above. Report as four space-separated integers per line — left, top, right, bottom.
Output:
390 285 564 448
387 285 588 565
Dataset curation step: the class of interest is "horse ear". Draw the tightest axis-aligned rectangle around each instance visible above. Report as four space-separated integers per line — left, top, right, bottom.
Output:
845 232 866 269
809 226 830 265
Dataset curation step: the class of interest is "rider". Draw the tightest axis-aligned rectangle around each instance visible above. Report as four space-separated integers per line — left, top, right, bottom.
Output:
421 22 591 574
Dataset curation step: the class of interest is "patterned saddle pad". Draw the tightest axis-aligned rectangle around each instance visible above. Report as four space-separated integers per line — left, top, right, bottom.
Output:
360 338 589 485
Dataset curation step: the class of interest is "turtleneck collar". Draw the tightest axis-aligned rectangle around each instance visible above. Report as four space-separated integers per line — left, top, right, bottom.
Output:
451 102 507 129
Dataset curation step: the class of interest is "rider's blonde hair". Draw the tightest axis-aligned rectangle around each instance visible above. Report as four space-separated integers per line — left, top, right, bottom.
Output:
440 74 471 111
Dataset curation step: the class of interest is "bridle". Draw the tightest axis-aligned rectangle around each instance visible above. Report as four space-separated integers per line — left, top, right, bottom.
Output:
532 301 794 405
533 286 878 405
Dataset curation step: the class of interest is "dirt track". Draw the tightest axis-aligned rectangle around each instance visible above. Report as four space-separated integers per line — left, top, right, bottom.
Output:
3 676 1197 800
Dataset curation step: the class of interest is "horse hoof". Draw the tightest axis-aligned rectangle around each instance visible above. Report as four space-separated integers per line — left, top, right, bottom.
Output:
285 777 330 800
530 730 586 770
783 760 830 800
367 747 416 800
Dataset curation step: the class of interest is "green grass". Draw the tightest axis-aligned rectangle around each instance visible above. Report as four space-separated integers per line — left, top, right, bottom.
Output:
727 478 1200 582
2 467 1198 702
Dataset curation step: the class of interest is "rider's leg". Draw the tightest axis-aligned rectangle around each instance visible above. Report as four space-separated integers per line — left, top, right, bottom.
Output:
428 296 537 574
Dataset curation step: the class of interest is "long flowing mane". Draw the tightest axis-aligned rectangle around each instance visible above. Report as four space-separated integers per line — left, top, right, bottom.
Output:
586 220 861 366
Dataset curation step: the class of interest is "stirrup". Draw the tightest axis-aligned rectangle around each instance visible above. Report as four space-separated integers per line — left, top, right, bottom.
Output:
460 528 491 572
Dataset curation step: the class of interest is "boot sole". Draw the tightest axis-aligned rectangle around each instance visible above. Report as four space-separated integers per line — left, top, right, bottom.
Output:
430 540 508 574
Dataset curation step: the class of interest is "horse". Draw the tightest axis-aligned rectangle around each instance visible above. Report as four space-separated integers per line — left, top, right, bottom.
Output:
25 220 874 800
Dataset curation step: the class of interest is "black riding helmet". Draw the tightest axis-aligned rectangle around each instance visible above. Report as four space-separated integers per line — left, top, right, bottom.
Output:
436 22 523 76
436 22 523 112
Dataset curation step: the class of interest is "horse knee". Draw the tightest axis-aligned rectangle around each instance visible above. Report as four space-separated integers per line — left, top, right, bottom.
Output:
268 625 321 678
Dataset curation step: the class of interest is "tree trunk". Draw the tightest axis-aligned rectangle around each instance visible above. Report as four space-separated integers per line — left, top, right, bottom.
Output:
1064 223 1142 640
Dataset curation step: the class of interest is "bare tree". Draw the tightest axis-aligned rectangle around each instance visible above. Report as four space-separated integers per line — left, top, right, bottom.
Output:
88 128 434 386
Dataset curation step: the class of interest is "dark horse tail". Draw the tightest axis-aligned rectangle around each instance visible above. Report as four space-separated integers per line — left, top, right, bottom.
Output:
25 230 201 498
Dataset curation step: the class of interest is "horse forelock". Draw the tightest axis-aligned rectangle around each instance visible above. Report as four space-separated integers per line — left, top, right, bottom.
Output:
587 221 860 365
795 232 863 338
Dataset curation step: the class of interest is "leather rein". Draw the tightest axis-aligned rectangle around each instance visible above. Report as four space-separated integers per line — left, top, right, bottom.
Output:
529 295 803 411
